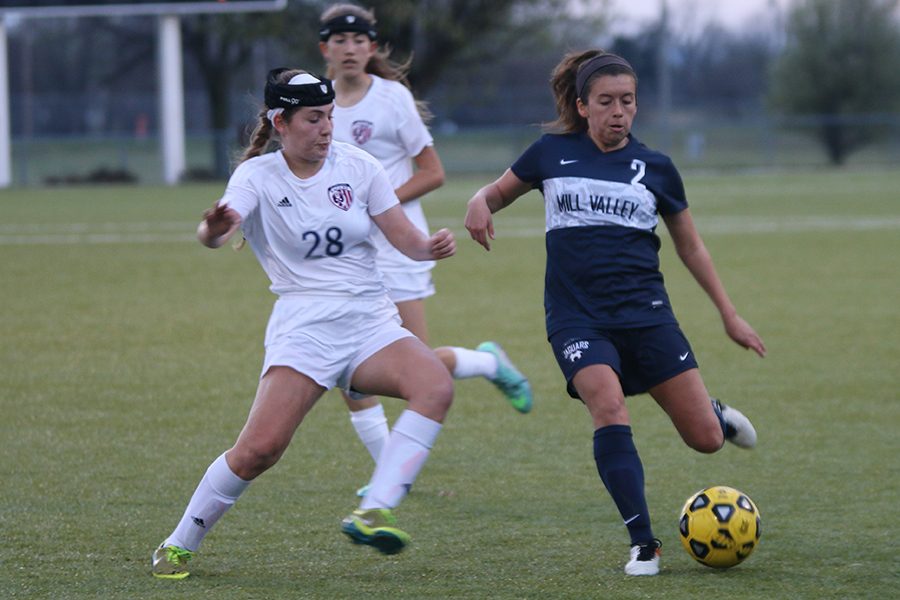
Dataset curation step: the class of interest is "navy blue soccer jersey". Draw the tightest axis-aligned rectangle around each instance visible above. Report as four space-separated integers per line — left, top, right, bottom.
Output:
510 132 688 336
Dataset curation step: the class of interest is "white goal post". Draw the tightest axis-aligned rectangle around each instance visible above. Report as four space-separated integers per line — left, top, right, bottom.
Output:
0 0 287 187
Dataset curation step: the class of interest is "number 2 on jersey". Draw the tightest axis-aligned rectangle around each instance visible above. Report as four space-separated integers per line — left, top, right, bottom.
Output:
631 159 647 188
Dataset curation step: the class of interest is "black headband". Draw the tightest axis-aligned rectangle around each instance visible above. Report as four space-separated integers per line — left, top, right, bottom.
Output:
264 68 335 109
318 14 377 42
575 54 635 98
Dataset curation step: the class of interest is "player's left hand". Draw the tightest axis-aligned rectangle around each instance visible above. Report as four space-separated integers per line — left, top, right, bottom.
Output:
724 314 767 357
429 228 456 260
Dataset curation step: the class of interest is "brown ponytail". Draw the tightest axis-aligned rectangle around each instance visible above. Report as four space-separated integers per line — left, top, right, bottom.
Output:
235 68 305 166
543 49 605 134
238 111 276 164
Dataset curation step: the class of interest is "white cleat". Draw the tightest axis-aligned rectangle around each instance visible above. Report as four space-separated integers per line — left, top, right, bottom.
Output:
624 539 661 576
715 399 757 449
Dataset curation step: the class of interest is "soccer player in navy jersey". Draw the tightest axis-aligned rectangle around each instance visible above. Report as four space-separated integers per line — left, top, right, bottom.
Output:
464 50 767 576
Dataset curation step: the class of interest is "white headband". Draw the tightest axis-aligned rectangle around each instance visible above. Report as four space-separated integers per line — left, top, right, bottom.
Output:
287 73 322 85
267 108 284 126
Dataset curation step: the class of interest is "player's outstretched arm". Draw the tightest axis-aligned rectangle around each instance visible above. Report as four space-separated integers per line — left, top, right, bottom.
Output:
372 205 456 261
197 203 242 249
465 169 531 251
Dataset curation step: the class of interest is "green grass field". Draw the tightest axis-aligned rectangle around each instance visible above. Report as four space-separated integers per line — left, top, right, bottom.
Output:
1 168 898 599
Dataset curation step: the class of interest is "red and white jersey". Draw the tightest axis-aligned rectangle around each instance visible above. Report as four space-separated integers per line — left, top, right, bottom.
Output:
332 75 434 274
219 141 399 297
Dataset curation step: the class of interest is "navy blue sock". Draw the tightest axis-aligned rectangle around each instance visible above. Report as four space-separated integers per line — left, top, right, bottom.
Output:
593 425 654 545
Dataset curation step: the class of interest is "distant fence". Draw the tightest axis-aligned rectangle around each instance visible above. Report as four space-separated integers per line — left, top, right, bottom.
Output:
5 115 900 186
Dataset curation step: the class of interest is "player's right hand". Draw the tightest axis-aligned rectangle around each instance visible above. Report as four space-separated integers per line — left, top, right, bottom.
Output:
199 203 241 248
464 196 495 251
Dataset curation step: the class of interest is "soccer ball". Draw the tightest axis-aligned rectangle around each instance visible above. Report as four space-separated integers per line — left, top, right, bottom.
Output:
678 486 760 568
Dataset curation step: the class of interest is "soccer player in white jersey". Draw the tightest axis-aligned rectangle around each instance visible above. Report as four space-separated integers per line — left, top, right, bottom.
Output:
464 51 767 577
151 68 457 579
317 4 533 488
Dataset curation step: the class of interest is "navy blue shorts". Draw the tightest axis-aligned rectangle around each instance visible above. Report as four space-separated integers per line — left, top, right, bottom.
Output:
549 323 699 398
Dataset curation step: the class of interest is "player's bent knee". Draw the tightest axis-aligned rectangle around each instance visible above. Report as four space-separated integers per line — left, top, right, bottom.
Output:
583 394 628 428
406 371 454 419
427 373 454 412
686 428 725 454
228 440 287 479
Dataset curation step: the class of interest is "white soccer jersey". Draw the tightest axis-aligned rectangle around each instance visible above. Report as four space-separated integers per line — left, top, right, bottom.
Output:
332 75 434 274
219 141 399 297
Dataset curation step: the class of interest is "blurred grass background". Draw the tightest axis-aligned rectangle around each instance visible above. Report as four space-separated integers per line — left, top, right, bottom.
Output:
1 168 898 598
10 122 900 186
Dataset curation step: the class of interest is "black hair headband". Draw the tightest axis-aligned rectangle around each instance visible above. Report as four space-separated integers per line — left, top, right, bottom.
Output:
319 14 377 42
264 68 335 109
575 54 635 99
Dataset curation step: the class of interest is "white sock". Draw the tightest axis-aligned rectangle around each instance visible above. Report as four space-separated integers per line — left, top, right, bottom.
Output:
360 410 442 510
450 347 498 379
349 403 389 462
163 453 250 552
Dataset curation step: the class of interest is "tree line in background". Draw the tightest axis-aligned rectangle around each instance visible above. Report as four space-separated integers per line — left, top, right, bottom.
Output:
4 0 900 175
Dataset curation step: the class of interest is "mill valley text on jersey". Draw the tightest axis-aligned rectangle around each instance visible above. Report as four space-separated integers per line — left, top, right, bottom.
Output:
555 192 640 221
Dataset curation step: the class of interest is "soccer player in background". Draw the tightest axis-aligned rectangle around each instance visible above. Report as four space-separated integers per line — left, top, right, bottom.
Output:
464 50 766 576
152 68 456 579
317 3 534 495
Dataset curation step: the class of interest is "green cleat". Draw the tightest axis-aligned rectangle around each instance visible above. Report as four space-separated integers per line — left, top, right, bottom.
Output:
151 544 194 580
476 341 533 413
341 508 410 555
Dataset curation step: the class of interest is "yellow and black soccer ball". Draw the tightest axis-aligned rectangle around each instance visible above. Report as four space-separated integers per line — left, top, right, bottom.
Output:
678 486 760 568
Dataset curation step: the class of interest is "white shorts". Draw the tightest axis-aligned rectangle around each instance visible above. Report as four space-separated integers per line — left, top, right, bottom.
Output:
261 294 415 391
382 269 435 303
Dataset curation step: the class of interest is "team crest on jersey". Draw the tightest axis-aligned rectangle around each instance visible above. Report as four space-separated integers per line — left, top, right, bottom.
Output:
351 120 374 145
328 183 354 211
